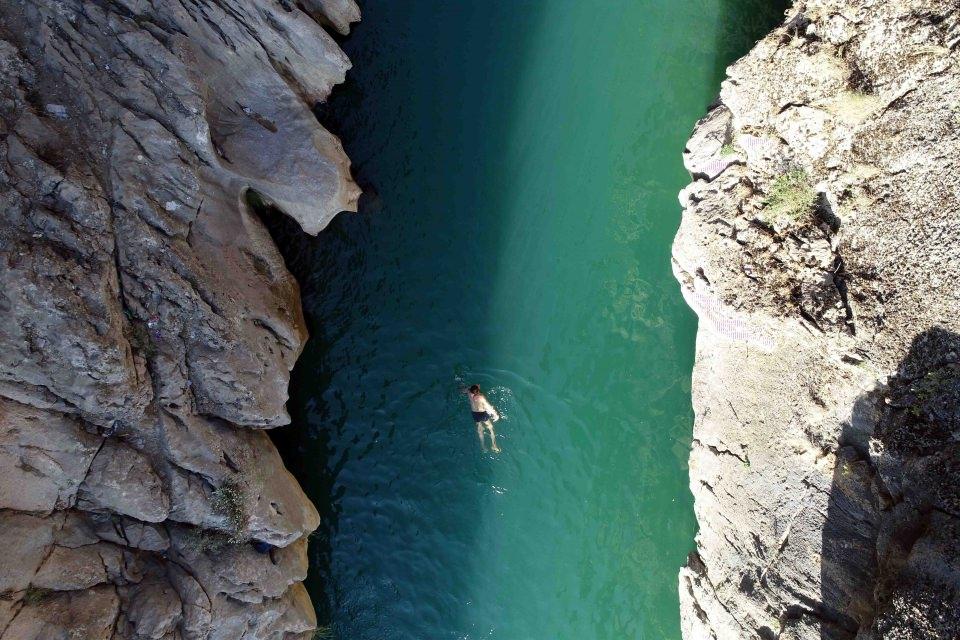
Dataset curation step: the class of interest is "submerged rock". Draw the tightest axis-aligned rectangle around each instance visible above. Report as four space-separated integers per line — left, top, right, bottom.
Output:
0 0 360 637
674 1 960 638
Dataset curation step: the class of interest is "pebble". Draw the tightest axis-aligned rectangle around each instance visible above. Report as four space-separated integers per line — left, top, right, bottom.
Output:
44 104 69 119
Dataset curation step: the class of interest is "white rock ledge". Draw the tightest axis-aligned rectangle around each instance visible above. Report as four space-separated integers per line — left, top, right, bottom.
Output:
674 2 960 639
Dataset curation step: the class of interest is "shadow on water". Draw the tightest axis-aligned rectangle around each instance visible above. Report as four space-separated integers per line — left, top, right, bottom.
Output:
264 1 798 638
266 3 547 637
257 195 349 628
811 328 960 639
715 0 791 85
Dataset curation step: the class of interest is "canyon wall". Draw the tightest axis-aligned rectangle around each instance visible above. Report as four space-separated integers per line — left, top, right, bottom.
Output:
674 1 960 638
0 1 360 638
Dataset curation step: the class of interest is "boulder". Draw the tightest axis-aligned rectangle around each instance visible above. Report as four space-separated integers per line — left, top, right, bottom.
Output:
78 440 170 523
0 511 57 594
0 398 101 513
2 586 121 640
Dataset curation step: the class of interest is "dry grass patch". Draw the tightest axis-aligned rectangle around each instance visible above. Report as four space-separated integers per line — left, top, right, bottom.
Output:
762 169 817 224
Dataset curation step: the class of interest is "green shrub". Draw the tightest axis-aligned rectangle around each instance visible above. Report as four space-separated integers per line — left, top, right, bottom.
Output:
182 528 232 554
182 476 252 554
212 480 249 542
763 169 816 223
720 143 737 157
128 321 157 358
23 586 51 605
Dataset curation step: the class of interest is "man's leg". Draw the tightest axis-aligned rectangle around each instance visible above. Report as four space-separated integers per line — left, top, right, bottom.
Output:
476 423 487 450
485 421 501 453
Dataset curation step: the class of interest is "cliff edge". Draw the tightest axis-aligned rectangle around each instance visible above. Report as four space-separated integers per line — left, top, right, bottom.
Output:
0 1 360 638
674 1 960 638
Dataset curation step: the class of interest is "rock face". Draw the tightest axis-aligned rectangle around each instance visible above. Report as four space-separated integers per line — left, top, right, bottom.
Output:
674 1 960 638
0 1 360 638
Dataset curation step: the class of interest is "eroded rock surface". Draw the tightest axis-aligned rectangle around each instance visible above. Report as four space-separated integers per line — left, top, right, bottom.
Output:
674 1 960 638
0 1 360 638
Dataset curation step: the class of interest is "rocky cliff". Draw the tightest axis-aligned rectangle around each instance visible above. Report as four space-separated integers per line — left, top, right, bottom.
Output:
673 1 960 638
0 1 360 638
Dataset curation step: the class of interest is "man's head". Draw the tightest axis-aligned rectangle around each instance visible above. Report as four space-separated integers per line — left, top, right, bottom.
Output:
469 384 480 395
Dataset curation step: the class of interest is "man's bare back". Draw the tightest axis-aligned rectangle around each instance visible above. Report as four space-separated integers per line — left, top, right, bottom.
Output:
466 384 501 453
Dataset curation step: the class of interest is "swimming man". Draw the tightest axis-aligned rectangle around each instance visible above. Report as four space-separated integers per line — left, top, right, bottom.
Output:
466 384 501 453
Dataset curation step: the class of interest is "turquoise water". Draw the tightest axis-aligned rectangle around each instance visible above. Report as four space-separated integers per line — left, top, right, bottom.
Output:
270 2 787 638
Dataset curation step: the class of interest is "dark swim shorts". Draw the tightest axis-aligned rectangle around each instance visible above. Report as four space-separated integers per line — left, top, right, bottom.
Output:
472 411 491 422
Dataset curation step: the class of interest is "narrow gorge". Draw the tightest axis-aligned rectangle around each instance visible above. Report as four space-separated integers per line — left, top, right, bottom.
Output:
1 0 958 639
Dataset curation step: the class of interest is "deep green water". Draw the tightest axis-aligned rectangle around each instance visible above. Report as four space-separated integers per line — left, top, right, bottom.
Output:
270 2 787 638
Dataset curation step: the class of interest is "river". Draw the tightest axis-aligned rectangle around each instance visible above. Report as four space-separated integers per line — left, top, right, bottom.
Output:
269 2 787 638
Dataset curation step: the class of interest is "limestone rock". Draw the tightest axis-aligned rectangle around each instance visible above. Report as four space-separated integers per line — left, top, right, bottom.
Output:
31 543 117 591
169 530 309 605
208 581 317 640
78 440 170 523
0 0 357 636
0 398 101 513
118 575 184 640
86 514 170 553
0 512 58 595
160 410 320 545
300 0 362 36
674 1 960 638
168 563 214 639
2 586 121 640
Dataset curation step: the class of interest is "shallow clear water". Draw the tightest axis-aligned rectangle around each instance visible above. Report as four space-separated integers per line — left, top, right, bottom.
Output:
270 2 787 638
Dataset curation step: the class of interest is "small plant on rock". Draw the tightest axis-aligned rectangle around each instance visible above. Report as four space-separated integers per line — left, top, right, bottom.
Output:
907 368 959 421
763 169 816 224
839 459 854 478
720 142 737 157
212 479 249 542
182 527 232 554
22 586 51 605
128 320 158 358
312 626 335 640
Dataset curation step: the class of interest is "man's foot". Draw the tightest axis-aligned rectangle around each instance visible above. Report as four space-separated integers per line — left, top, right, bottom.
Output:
491 445 501 453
